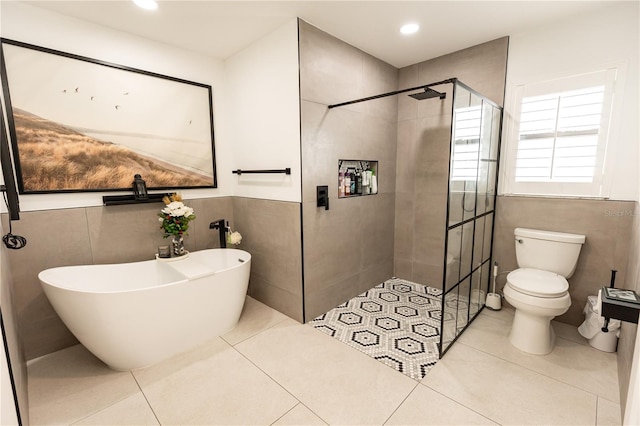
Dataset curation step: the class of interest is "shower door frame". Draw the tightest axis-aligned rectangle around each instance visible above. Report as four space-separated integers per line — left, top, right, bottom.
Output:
439 79 503 357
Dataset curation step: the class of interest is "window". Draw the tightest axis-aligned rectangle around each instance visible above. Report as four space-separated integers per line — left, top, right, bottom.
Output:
504 69 617 198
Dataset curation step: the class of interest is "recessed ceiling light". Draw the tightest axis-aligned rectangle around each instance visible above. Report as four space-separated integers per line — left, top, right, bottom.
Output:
133 0 158 11
400 23 420 35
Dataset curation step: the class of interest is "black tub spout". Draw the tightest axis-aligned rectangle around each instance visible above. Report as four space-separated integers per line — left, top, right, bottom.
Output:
209 219 228 248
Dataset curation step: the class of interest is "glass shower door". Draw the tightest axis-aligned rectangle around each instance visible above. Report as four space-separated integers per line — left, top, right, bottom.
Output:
441 81 502 355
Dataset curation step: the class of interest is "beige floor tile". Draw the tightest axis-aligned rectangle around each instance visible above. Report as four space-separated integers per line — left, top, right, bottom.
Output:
385 384 497 425
27 345 140 425
553 319 590 346
236 319 417 425
72 392 158 425
133 337 297 425
479 305 514 323
458 314 619 402
423 343 598 425
222 296 290 346
273 403 327 425
597 397 622 426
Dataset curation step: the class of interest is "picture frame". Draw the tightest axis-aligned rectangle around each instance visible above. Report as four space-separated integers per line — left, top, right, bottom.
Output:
0 38 217 194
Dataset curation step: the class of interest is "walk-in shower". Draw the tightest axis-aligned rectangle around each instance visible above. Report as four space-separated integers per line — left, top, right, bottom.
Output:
326 78 503 357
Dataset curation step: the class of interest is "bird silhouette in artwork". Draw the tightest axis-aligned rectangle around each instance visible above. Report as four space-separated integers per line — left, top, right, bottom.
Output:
75 87 79 93
115 105 121 110
123 92 129 95
189 120 192 125
90 96 95 101
62 89 67 93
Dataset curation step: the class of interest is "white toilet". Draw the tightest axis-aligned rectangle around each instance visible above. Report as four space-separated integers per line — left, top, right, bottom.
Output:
503 228 585 355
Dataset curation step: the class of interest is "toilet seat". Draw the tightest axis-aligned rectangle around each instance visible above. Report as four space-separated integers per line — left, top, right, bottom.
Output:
507 268 568 298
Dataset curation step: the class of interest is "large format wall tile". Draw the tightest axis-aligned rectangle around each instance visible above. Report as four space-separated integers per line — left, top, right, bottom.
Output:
189 197 235 250
6 208 93 359
299 21 398 321
0 225 28 423
393 38 508 292
417 37 509 107
233 197 303 322
298 20 366 109
617 201 639 413
86 203 169 264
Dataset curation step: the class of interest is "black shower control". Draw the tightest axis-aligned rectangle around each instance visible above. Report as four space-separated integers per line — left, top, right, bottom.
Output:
317 185 329 210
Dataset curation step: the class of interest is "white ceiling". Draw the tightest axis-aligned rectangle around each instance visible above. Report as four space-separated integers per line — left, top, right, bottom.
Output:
25 0 616 68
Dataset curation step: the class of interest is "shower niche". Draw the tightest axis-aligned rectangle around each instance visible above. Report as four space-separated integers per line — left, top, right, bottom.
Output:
338 159 378 198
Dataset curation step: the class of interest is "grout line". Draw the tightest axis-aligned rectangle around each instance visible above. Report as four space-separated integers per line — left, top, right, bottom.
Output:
221 315 290 347
230 343 307 417
268 402 329 426
419 381 503 425
130 371 162 426
269 403 300 426
455 339 617 402
380 380 422 426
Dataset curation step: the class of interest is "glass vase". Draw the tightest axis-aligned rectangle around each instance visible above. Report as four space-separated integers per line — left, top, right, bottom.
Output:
172 234 185 257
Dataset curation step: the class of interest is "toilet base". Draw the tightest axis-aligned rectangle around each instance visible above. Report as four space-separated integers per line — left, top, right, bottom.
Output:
508 310 556 355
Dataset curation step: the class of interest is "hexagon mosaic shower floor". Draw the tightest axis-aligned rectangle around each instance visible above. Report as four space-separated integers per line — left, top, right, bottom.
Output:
310 278 445 380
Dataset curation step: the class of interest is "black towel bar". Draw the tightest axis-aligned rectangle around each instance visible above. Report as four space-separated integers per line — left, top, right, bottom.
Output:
232 168 291 175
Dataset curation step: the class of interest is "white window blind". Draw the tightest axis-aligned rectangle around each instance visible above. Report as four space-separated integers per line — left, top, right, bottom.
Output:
505 68 617 198
516 86 604 183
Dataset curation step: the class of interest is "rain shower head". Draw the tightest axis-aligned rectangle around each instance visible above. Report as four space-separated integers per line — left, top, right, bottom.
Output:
408 87 446 100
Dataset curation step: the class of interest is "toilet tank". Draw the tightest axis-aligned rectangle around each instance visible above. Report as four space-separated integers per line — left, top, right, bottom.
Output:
514 228 586 278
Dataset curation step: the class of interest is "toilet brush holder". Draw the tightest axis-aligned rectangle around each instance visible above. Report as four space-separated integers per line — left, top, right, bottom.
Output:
486 293 502 311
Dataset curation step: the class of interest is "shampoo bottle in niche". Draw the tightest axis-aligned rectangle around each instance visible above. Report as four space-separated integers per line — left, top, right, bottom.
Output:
370 170 377 194
350 171 356 195
355 171 363 195
345 172 351 196
362 169 370 194
338 172 345 197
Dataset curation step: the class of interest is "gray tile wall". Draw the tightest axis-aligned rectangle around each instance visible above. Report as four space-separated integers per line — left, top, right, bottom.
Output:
232 197 303 322
0 222 29 423
394 37 509 286
298 20 398 320
618 201 639 415
493 196 635 326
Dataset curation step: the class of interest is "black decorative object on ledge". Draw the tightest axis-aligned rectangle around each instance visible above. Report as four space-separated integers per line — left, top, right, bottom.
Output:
232 168 291 175
103 193 169 206
132 174 148 200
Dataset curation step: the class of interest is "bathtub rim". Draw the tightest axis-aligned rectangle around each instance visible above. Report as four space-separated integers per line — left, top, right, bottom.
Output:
38 248 251 294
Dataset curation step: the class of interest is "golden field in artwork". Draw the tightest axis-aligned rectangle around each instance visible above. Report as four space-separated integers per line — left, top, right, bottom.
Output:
13 108 213 192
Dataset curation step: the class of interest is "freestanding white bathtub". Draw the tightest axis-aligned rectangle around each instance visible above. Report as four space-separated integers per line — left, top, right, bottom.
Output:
38 248 251 371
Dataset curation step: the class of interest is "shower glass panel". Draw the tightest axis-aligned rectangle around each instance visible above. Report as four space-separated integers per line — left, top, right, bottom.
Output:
441 287 459 353
440 80 502 356
460 221 474 280
482 213 494 263
457 276 471 332
445 226 462 291
469 268 482 318
473 216 485 269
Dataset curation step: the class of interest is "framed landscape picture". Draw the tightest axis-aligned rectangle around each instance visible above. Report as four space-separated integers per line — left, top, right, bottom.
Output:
0 38 216 194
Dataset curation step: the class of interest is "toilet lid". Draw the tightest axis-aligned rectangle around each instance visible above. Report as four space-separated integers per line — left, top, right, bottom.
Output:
507 268 569 297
